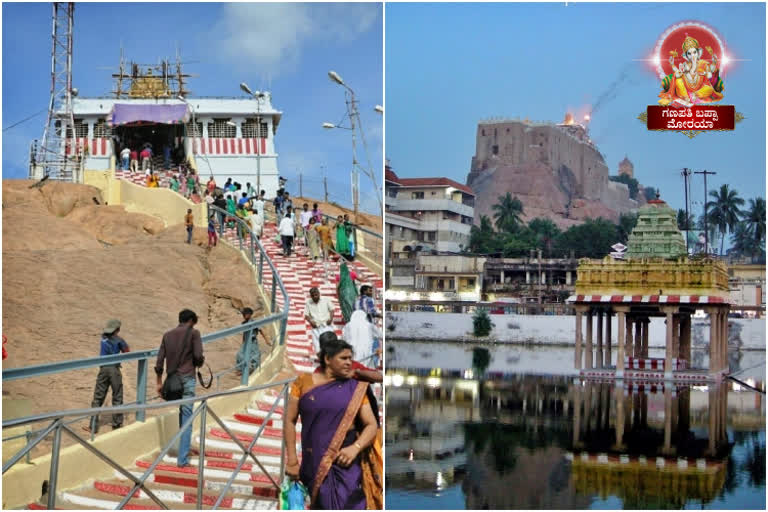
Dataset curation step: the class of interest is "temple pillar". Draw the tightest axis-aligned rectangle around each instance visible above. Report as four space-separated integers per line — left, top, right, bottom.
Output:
596 311 604 368
585 310 594 370
566 271 572 285
499 270 505 284
635 320 642 360
626 316 634 359
664 307 675 380
642 318 650 358
680 315 691 365
616 308 627 378
672 315 680 359
575 308 583 370
526 270 530 284
709 308 719 374
605 311 612 368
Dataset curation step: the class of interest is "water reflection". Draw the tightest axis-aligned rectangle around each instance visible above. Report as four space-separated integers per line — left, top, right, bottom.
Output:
386 373 766 509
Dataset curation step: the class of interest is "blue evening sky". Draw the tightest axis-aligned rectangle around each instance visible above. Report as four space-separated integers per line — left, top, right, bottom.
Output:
2 2 383 213
386 2 766 217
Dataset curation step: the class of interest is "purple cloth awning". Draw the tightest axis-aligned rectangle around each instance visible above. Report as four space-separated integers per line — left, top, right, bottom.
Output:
109 104 189 127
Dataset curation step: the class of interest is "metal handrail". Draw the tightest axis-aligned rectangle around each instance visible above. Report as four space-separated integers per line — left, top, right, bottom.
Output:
3 378 295 510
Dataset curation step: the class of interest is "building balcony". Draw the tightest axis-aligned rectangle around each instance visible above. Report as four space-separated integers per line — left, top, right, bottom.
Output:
485 282 574 293
391 198 474 218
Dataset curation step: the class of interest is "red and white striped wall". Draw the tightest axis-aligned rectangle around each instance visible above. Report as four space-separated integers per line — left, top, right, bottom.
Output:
568 295 727 304
192 138 266 156
64 137 111 157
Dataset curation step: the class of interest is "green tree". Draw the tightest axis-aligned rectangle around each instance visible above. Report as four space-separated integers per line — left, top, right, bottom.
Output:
527 218 561 257
707 184 745 255
556 217 618 258
468 215 496 253
472 308 493 337
492 192 524 233
644 186 658 201
676 209 696 232
609 174 639 199
731 223 764 259
744 197 766 245
617 212 638 244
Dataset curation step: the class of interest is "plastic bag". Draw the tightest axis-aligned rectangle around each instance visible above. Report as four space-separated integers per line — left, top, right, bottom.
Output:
280 479 307 510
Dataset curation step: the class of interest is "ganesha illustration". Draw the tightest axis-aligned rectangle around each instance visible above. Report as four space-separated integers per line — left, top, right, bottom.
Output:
658 32 725 107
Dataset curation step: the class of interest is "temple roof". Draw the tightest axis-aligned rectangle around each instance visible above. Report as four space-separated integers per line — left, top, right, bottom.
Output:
625 197 686 260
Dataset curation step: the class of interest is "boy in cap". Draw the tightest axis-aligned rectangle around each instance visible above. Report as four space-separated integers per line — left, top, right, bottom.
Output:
85 319 130 433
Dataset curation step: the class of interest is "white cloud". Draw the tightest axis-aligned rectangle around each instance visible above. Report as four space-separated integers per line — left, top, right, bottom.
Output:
210 3 379 78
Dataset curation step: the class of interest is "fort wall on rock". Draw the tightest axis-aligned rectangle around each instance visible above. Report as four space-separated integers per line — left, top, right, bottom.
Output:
467 119 638 228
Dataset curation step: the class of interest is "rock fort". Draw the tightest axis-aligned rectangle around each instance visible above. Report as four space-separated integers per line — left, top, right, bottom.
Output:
467 116 641 228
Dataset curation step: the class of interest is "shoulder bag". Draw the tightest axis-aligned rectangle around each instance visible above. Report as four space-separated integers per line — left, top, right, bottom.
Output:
161 327 192 401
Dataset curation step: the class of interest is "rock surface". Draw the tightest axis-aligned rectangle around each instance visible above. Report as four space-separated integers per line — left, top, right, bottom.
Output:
2 179 271 421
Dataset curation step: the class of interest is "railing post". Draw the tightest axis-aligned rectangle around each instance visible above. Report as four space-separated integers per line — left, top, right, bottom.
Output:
258 249 264 285
136 359 148 422
47 420 63 510
279 383 289 481
271 276 277 313
25 431 32 464
280 315 288 347
237 222 243 251
241 330 252 386
196 401 207 510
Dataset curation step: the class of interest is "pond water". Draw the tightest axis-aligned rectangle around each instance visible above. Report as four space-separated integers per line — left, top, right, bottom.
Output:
385 341 766 510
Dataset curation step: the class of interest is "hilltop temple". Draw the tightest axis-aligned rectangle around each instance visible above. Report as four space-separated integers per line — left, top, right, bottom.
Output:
31 57 282 196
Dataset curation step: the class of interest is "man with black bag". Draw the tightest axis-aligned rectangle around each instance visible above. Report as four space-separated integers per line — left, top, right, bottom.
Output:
155 309 204 468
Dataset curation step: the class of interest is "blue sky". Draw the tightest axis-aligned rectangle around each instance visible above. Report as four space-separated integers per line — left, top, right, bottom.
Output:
386 2 766 218
2 2 383 213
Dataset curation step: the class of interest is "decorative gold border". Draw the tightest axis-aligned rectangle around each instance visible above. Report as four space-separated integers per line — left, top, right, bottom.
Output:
638 106 744 139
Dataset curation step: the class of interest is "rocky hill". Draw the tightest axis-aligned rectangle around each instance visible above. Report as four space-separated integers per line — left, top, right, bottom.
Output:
2 180 271 420
467 119 640 228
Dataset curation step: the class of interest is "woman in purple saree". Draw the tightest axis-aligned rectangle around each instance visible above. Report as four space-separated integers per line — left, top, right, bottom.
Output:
284 340 378 509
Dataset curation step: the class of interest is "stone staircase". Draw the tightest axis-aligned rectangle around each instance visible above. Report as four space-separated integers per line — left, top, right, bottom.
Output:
25 176 382 509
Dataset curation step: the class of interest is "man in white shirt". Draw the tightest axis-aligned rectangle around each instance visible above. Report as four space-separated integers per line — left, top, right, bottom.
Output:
252 197 264 219
299 202 313 249
249 207 263 239
304 287 335 354
120 147 130 170
278 210 295 256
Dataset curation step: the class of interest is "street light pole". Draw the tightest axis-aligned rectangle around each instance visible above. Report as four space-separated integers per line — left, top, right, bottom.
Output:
240 82 265 195
325 71 383 222
695 169 717 256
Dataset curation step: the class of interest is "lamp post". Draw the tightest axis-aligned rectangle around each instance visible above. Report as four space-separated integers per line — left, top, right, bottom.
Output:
322 70 383 223
239 82 266 194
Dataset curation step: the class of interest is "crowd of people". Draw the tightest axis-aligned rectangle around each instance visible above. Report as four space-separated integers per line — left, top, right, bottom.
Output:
86 170 383 508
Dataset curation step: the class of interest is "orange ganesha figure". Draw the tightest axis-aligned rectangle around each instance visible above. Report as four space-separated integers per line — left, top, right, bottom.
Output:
659 35 724 107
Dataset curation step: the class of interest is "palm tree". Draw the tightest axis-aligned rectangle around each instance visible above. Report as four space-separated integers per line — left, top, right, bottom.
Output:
731 223 764 259
468 215 496 253
492 192 524 232
706 184 745 255
744 197 766 244
528 217 561 257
